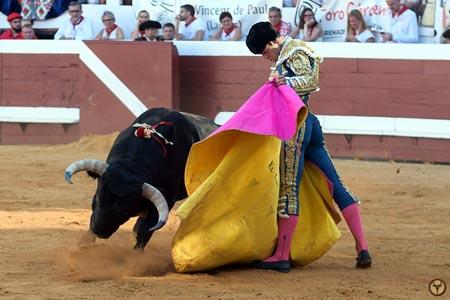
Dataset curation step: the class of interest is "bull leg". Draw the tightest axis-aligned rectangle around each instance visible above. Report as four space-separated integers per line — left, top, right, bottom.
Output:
133 215 157 250
133 201 175 250
133 217 144 235
78 229 96 248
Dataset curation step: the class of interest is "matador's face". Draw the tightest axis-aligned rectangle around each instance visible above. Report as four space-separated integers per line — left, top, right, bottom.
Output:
261 41 281 62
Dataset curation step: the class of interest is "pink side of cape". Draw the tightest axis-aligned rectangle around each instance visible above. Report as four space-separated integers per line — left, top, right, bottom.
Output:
210 82 305 141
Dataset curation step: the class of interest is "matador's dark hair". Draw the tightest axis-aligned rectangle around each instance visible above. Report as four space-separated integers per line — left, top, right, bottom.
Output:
246 22 278 54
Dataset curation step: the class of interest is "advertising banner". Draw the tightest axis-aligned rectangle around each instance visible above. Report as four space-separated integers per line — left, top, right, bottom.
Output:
294 0 391 41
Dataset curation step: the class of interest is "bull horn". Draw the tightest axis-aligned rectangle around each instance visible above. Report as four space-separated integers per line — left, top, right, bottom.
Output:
64 159 109 184
142 183 169 232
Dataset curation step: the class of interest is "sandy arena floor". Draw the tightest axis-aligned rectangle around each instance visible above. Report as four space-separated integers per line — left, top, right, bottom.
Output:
0 133 449 299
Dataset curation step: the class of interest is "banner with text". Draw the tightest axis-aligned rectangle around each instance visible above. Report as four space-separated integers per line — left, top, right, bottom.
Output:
294 0 391 41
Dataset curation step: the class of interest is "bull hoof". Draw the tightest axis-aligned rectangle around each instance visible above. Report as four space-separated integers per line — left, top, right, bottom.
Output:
78 231 96 248
133 244 145 251
252 260 290 273
356 250 372 268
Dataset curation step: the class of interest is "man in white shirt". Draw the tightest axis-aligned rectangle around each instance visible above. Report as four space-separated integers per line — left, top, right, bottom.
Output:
382 0 419 43
54 1 94 40
175 4 206 41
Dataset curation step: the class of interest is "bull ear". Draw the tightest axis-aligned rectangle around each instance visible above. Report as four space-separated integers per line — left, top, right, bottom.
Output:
87 171 100 179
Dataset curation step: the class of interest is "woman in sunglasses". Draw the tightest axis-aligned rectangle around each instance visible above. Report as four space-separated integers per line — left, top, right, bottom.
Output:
95 11 124 40
290 8 323 42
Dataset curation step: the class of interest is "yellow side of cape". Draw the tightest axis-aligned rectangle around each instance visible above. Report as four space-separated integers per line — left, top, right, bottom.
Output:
172 131 341 273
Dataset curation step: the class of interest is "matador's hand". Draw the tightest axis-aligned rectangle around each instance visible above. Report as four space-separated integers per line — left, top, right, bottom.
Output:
275 74 287 86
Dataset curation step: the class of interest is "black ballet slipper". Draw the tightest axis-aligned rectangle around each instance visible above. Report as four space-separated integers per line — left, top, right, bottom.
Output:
356 250 372 268
252 260 290 273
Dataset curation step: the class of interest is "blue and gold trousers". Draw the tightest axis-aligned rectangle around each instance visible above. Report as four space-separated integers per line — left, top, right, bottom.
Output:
278 112 359 217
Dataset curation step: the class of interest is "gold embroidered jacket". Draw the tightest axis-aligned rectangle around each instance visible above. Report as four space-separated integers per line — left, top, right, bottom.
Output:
270 36 322 96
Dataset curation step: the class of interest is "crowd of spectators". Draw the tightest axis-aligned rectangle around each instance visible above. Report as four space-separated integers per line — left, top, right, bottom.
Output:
0 1 448 44
0 12 38 39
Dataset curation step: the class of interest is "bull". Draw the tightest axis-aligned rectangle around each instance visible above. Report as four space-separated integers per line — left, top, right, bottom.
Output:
64 108 217 249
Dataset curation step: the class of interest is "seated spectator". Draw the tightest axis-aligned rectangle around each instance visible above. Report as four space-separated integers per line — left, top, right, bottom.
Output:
345 9 375 43
161 23 175 41
54 1 94 40
21 23 37 39
381 0 418 43
442 28 450 44
95 11 124 40
135 20 162 41
0 12 23 39
210 11 242 41
290 8 323 42
131 10 150 40
268 6 291 37
175 4 206 41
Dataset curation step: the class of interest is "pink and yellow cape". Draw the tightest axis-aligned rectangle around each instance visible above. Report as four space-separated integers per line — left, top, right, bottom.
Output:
172 82 341 272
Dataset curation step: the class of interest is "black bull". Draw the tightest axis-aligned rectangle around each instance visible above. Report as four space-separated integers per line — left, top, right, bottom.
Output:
65 108 218 249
